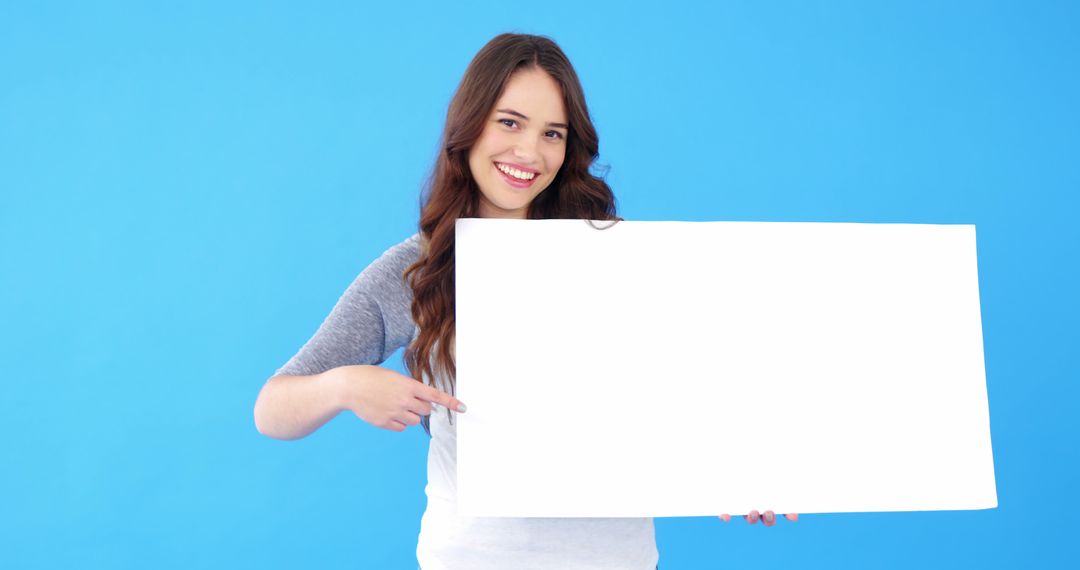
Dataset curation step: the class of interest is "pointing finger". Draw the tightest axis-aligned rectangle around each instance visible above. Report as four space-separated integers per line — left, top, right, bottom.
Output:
417 384 467 413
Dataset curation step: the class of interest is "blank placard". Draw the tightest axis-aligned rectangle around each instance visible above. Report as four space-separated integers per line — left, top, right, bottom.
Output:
455 219 997 518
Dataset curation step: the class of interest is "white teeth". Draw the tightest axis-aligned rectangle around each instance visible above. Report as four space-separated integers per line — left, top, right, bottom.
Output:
496 162 535 180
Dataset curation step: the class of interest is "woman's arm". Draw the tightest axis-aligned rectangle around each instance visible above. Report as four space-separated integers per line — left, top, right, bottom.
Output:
253 367 352 440
255 235 421 439
254 363 466 438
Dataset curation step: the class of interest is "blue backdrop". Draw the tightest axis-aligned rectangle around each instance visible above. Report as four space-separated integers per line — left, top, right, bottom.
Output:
2 1 1076 568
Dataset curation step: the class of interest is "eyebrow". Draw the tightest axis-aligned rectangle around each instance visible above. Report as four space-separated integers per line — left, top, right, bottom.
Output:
495 108 569 130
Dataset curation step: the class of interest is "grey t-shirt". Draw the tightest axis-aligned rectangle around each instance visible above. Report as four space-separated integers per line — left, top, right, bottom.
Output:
274 233 422 378
273 232 659 570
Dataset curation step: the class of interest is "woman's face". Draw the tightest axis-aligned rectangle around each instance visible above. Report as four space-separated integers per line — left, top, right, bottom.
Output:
468 67 569 219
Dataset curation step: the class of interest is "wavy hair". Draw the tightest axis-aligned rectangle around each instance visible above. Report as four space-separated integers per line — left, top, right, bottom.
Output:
402 33 622 434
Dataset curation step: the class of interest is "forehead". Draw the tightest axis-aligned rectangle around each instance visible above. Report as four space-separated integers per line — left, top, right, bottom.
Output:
494 68 567 122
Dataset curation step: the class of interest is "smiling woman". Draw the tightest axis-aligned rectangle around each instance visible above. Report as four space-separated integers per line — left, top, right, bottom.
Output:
255 32 793 570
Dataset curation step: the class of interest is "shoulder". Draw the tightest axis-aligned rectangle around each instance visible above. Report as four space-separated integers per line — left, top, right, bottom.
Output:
356 232 422 289
370 231 421 264
376 231 422 268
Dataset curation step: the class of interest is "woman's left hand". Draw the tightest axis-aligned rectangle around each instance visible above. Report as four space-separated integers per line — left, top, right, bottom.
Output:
719 510 798 527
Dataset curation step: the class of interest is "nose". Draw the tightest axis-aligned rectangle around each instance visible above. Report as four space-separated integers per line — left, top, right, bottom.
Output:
512 137 540 163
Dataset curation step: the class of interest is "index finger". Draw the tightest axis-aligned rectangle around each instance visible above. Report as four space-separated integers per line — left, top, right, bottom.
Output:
415 383 467 413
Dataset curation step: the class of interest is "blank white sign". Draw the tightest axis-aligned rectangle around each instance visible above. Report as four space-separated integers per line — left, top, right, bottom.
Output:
455 219 997 518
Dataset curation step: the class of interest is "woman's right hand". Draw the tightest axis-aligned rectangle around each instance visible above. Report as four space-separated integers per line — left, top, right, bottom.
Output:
332 364 467 432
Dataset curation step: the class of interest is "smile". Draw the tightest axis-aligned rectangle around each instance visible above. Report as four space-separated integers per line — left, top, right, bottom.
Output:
494 162 538 188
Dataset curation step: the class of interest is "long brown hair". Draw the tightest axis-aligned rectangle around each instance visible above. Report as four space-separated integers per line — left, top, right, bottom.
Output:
403 33 622 434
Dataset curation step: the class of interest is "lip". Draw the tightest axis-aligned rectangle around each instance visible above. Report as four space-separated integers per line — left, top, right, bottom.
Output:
494 161 540 174
493 161 539 189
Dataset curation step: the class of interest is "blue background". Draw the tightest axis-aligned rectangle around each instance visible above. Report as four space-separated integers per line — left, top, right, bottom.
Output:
2 1 1076 568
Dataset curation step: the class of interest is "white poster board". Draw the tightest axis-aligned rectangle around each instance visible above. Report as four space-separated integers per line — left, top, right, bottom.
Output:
455 219 997 517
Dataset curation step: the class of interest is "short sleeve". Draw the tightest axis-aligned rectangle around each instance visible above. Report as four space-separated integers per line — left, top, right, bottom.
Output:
273 233 421 377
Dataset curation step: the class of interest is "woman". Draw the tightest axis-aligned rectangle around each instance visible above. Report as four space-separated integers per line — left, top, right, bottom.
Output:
253 32 796 570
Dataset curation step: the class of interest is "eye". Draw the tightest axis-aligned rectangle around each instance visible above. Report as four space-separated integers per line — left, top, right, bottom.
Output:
545 130 564 140
499 118 518 128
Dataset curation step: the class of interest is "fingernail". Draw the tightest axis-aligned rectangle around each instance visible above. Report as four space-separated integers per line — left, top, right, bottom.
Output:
457 403 467 413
